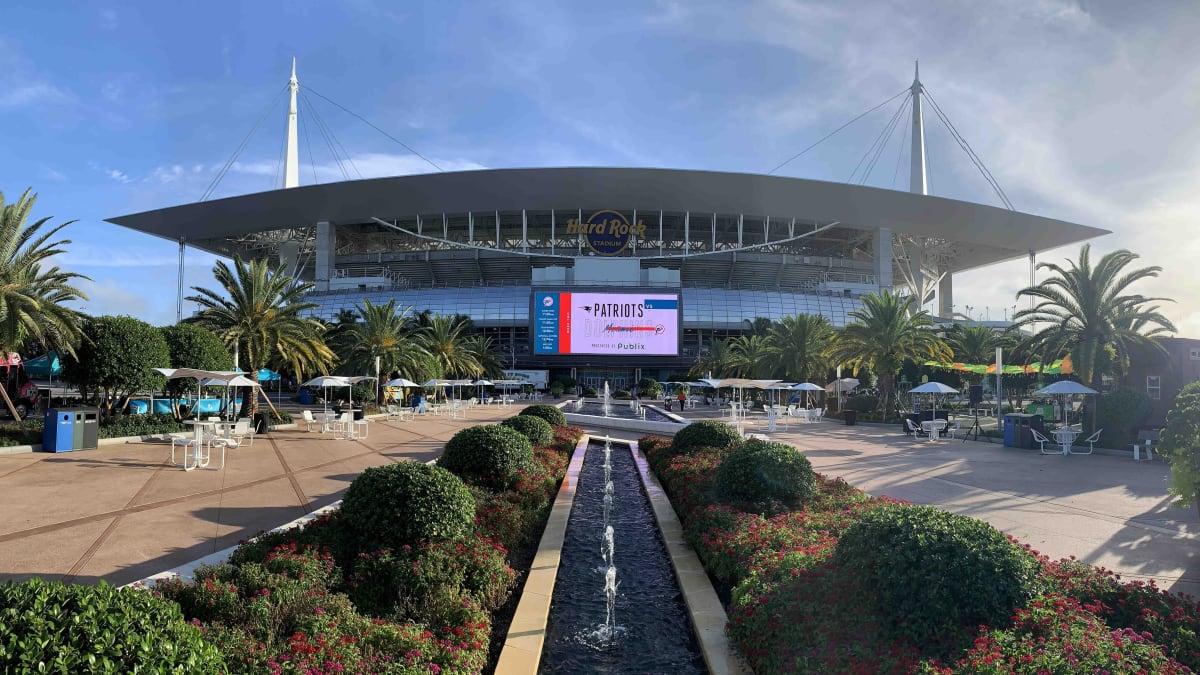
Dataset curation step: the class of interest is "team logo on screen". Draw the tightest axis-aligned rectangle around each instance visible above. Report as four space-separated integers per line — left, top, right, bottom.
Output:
603 324 666 335
542 295 554 307
563 210 647 256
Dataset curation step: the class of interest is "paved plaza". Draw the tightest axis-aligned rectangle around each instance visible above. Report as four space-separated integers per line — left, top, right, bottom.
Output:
0 404 1195 604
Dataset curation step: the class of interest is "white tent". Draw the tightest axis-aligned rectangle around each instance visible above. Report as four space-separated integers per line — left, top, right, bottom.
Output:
908 381 959 417
1034 380 1098 427
302 375 351 415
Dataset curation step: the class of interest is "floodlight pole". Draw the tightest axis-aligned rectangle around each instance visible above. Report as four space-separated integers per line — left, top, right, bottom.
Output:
995 347 1003 427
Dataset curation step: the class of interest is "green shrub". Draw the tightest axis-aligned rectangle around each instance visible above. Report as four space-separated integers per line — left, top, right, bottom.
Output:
1095 386 1153 448
0 578 224 672
501 414 554 447
671 419 743 455
99 412 187 439
441 424 534 489
833 504 1041 652
844 394 879 412
518 403 566 428
714 439 818 512
347 538 515 621
612 389 631 399
339 462 475 555
581 386 598 397
549 381 564 396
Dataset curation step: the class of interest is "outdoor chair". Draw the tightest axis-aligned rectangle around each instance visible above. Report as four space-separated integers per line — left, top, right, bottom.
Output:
943 421 960 440
301 410 320 432
1031 428 1057 454
229 418 254 447
335 412 353 438
1074 428 1101 455
352 417 369 440
904 418 925 438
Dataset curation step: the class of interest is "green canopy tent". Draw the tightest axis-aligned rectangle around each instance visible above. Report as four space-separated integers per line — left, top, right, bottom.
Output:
24 352 62 380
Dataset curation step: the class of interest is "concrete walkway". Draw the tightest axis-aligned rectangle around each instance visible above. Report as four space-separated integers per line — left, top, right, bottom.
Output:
0 406 514 587
582 408 1200 600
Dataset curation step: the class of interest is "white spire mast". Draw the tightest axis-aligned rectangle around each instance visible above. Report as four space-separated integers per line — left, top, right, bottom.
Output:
284 57 300 189
908 61 927 195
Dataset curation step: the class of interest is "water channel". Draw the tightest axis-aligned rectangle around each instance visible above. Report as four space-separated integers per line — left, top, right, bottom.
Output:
539 438 705 674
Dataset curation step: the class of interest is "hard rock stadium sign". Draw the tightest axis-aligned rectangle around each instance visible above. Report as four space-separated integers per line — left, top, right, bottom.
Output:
563 210 647 256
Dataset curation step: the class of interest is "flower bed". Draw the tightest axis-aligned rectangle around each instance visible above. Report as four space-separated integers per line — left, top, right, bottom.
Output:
148 421 579 674
638 433 1200 673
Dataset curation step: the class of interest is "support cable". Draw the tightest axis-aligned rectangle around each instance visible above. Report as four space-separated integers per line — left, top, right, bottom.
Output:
202 85 288 201
766 88 909 175
304 94 351 181
855 92 911 184
302 91 361 180
300 100 319 185
305 86 445 172
923 88 1014 210
890 96 912 188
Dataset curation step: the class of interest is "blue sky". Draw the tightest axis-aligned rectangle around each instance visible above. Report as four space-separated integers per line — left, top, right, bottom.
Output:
2 1 1198 334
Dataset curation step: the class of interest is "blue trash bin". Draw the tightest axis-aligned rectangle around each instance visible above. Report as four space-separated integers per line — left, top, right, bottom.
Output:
299 389 312 405
42 409 75 452
1003 414 1017 447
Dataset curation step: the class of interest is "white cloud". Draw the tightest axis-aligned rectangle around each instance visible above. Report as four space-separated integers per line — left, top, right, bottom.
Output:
72 279 148 318
0 82 73 109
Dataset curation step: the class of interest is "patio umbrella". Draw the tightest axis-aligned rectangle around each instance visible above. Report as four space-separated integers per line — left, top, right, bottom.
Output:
908 381 959 418
792 382 824 407
1033 380 1098 427
302 375 350 415
344 375 377 411
198 375 261 418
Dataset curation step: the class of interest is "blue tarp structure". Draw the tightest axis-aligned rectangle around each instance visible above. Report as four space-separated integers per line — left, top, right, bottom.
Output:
24 352 62 378
257 368 281 382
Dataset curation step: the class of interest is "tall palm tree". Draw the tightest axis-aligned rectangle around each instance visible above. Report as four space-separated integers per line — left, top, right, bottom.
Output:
462 334 505 379
729 334 775 379
944 323 1006 383
0 188 90 357
689 338 738 379
416 314 481 379
340 298 428 383
1013 245 1175 389
186 256 334 417
768 314 834 382
827 290 952 414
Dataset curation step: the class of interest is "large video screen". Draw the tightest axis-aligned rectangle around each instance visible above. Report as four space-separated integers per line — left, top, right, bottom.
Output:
533 291 680 356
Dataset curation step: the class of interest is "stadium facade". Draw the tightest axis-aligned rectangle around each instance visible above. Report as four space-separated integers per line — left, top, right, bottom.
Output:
108 66 1107 391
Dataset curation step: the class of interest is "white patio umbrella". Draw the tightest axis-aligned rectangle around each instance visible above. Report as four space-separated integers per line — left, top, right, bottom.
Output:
302 375 351 415
155 368 245 418
908 381 959 418
1033 380 1098 427
793 382 824 408
473 379 494 400
198 374 261 418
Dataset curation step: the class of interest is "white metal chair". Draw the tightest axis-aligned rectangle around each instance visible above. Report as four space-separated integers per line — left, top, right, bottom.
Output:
904 418 925 438
228 418 255 447
1031 428 1057 454
1073 428 1101 455
301 410 318 432
353 416 369 439
943 421 960 440
336 412 354 438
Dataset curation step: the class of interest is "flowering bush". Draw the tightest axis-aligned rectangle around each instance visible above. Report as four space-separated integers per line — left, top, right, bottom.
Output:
642 428 1200 673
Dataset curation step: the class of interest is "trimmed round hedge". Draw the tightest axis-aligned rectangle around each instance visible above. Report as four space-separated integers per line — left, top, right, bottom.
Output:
714 439 817 511
441 424 535 489
671 419 742 455
501 414 554 447
340 462 475 554
832 504 1041 647
0 578 225 672
518 404 566 428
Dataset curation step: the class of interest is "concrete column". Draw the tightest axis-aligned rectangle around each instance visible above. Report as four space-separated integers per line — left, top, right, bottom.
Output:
315 221 334 291
904 237 925 307
874 227 893 289
939 268 953 319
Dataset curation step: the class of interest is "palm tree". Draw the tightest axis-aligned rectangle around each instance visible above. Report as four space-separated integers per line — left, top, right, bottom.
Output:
0 188 90 357
767 314 834 382
689 338 738 379
1013 245 1175 389
944 323 1006 383
729 334 775 378
340 298 428 384
186 256 334 417
416 314 481 379
462 334 505 379
827 290 952 414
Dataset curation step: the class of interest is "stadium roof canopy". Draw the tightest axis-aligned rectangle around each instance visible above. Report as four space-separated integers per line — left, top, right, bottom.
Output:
107 167 1108 275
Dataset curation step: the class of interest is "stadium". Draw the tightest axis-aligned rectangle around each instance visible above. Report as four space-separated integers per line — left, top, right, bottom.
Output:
108 68 1106 392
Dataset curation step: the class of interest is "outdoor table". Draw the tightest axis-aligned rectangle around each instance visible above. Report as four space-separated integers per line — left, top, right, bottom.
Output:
1052 428 1081 455
921 419 948 441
